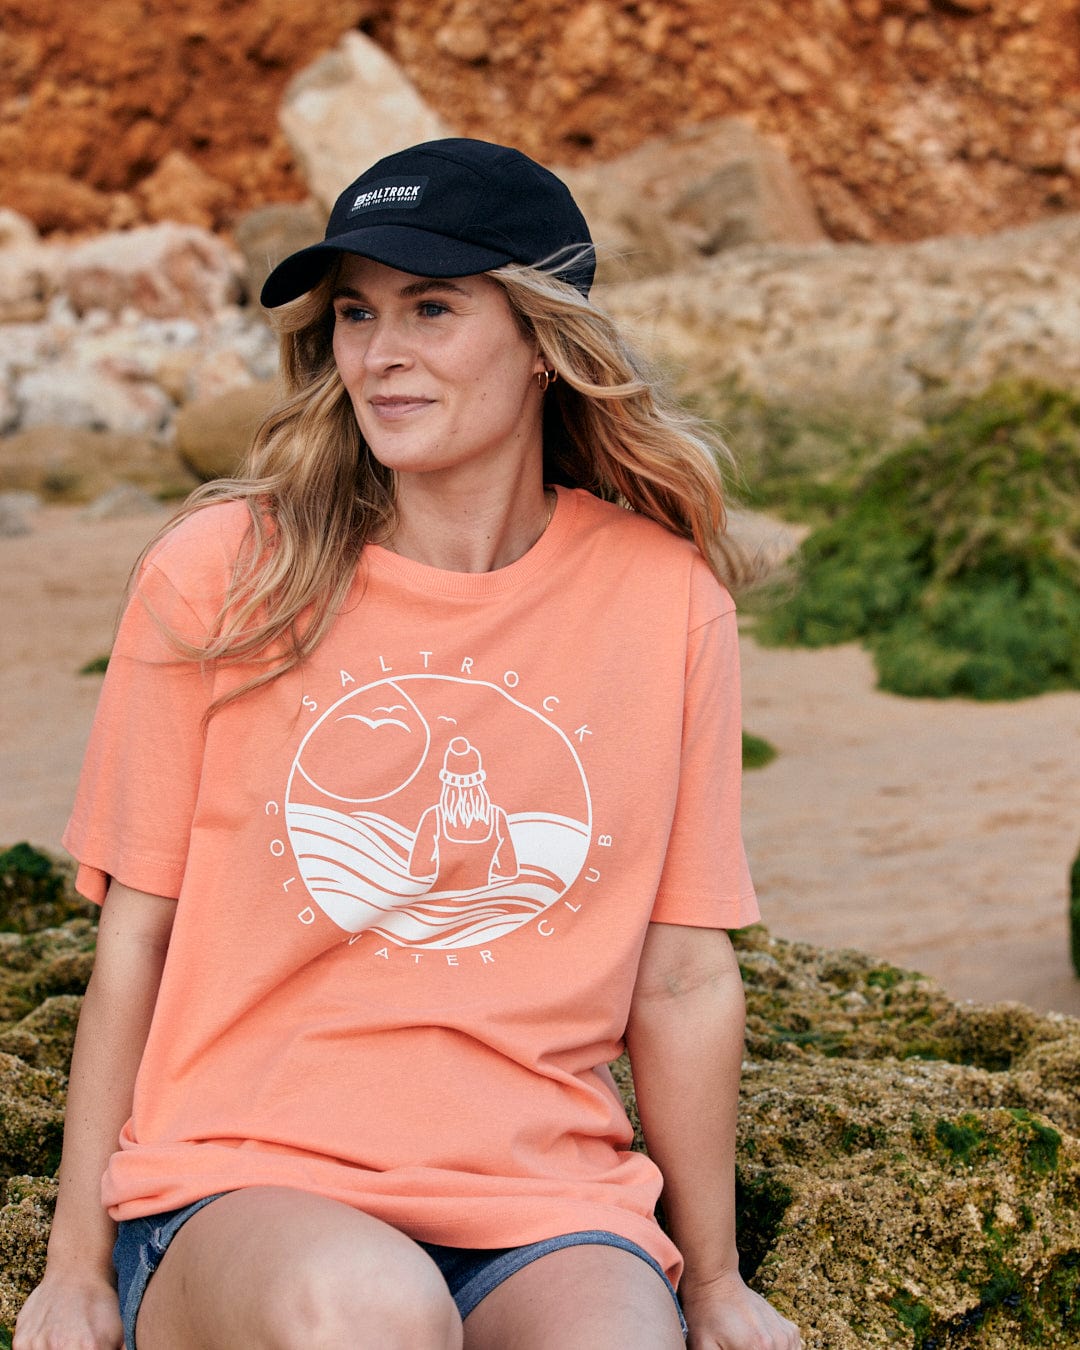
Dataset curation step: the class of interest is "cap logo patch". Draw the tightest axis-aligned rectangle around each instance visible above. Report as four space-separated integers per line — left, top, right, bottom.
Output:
348 176 428 215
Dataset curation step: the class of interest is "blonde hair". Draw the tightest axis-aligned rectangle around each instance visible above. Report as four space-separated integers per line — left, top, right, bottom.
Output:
440 782 493 830
143 256 739 707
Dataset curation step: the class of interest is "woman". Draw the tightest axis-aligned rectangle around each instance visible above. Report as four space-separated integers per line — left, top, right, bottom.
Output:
15 138 801 1350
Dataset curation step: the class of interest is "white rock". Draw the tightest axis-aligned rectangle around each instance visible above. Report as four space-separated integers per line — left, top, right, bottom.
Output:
280 31 451 209
0 208 39 249
58 224 245 321
16 365 173 437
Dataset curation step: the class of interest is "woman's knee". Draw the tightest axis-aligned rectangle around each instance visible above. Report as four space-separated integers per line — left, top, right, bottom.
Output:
140 1190 462 1350
266 1246 462 1350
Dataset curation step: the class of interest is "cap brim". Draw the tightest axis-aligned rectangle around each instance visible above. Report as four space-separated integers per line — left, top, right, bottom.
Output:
259 226 514 308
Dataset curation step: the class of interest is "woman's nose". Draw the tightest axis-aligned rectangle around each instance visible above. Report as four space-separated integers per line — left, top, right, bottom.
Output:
362 318 412 373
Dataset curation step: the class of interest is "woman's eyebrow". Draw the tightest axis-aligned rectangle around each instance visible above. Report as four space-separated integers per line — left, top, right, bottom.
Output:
331 279 472 302
399 279 472 299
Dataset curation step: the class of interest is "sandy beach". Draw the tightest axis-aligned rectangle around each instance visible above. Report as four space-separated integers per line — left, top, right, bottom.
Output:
4 504 1079 1017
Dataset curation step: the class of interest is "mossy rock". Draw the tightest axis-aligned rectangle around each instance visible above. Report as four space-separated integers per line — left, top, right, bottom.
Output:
0 996 83 1073
0 923 96 1027
0 1055 66 1179
753 381 1080 700
0 1176 57 1331
2 904 1079 1345
0 844 96 934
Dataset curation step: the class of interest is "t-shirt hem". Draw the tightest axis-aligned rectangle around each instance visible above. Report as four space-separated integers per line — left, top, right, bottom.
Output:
649 889 760 930
108 1182 683 1283
63 826 185 905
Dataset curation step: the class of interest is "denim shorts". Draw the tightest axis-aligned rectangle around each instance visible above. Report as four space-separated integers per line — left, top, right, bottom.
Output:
113 1192 688 1349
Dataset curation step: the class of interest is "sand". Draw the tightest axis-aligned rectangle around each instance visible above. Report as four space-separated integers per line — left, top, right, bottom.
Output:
3 504 1079 1016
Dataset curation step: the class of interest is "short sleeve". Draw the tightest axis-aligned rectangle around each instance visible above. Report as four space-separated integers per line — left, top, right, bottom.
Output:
650 566 760 930
62 558 215 904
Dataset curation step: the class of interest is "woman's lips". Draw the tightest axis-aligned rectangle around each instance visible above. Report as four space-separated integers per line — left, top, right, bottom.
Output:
368 395 434 420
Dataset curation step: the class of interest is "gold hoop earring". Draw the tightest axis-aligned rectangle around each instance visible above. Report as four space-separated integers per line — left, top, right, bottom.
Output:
537 369 558 392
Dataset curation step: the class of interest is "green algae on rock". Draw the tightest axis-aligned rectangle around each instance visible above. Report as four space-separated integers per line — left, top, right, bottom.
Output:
753 382 1080 700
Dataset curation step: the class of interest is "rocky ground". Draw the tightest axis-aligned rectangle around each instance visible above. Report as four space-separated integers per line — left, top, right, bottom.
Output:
1 867 1078 1346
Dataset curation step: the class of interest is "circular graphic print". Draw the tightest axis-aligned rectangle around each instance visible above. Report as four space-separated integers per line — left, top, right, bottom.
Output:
286 675 592 949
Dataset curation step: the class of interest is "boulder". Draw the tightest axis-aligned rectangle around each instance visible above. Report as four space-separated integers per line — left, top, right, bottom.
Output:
0 377 18 435
0 211 38 251
0 426 196 504
58 224 245 320
556 170 693 286
724 928 1080 1348
234 201 326 311
561 118 825 283
134 151 234 232
174 378 279 481
0 1175 55 1327
279 31 452 210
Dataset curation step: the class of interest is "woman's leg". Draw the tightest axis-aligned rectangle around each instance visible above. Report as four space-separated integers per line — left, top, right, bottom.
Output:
136 1186 463 1350
462 1243 684 1350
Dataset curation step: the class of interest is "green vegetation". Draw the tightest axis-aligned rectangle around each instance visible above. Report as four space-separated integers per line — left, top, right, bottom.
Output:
751 382 1080 700
741 731 777 769
1070 842 1080 979
77 653 110 675
698 378 882 528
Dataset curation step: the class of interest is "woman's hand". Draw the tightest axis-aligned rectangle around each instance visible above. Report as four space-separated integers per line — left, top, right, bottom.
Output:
13 1267 124 1350
681 1268 802 1350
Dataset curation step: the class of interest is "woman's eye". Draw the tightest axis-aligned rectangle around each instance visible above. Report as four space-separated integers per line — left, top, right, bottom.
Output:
336 304 372 324
418 301 450 318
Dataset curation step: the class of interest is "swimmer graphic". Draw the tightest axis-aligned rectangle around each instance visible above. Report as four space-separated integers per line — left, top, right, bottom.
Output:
408 737 520 891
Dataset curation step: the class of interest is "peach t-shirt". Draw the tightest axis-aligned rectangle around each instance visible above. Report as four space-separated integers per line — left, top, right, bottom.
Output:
64 486 759 1283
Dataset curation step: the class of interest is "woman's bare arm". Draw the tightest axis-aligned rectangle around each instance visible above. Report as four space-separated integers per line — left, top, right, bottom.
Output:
14 880 176 1350
625 921 801 1350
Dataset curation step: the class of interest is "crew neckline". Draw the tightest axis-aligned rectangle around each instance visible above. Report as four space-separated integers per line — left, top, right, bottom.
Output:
363 485 581 596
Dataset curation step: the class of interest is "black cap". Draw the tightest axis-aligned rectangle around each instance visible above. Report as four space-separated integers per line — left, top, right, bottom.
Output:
260 138 595 306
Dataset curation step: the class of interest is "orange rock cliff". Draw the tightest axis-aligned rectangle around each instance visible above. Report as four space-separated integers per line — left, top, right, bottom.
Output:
0 0 1078 241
